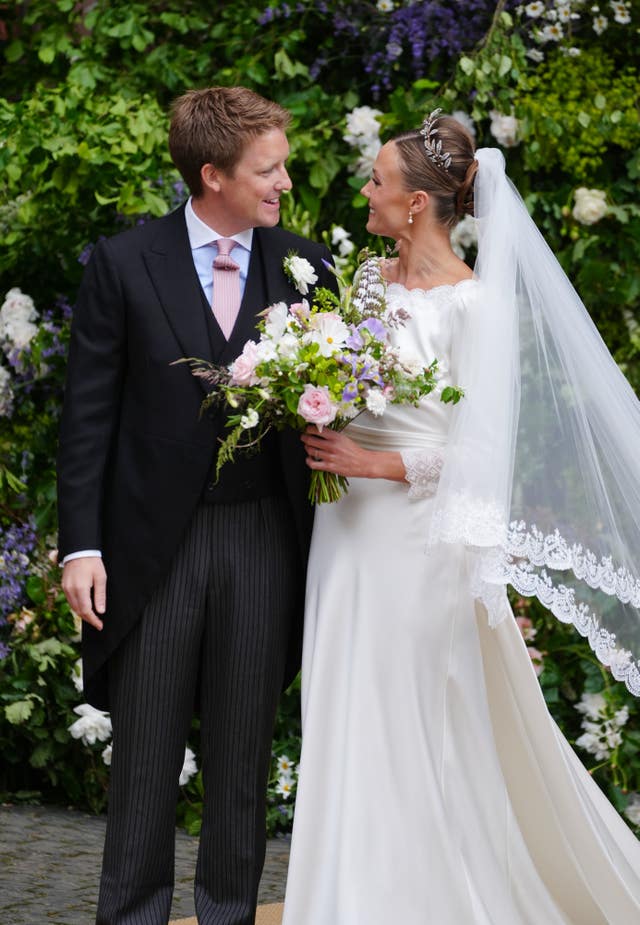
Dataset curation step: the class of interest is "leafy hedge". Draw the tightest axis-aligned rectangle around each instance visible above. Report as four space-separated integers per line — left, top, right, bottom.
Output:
1 0 639 837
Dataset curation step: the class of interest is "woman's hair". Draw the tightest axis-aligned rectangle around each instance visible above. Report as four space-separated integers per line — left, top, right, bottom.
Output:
392 115 477 229
168 86 291 196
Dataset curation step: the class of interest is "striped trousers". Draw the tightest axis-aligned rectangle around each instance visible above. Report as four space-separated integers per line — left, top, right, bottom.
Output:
96 498 300 925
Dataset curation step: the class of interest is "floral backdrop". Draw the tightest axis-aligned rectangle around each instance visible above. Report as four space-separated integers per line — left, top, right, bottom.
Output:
1 0 639 838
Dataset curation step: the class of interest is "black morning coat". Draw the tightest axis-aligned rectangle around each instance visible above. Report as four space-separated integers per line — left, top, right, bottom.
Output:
57 204 336 708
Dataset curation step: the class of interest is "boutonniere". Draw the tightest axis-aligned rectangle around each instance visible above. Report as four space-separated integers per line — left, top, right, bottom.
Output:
283 251 319 296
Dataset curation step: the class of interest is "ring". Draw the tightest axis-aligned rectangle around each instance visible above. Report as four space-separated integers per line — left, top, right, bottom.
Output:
314 454 321 462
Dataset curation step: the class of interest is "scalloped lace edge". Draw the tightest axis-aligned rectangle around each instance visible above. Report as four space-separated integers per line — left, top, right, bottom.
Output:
432 496 640 697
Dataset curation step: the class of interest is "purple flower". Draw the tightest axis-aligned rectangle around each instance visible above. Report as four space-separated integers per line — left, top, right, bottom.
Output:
77 243 94 266
346 326 364 351
0 519 37 624
359 317 387 342
342 380 359 402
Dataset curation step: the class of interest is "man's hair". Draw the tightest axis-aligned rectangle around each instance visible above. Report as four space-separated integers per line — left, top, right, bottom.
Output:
168 86 291 196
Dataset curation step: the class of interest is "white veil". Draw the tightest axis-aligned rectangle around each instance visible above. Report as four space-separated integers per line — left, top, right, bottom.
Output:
430 147 640 696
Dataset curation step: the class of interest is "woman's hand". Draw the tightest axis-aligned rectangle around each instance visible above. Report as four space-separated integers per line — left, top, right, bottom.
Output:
301 426 406 482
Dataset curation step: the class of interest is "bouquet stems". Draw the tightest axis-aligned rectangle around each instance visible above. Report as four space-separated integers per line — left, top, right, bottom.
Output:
309 470 350 504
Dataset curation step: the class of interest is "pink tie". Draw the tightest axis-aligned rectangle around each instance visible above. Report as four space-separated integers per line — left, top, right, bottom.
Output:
212 238 241 339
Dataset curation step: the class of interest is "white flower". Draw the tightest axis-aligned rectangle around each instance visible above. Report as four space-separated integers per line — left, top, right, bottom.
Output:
284 255 319 295
276 754 296 778
68 703 112 746
557 5 572 21
572 187 608 225
377 0 394 9
610 2 630 24
624 793 640 827
71 658 83 694
354 139 382 177
450 215 478 258
344 106 383 176
525 1 546 16
526 48 545 62
276 776 294 799
540 22 564 39
255 338 278 363
489 110 520 148
0 364 13 417
344 106 383 146
575 729 611 760
240 408 259 429
451 110 476 138
614 705 630 726
593 13 608 31
264 302 289 340
101 744 112 766
331 225 356 257
276 332 299 360
308 312 350 357
395 349 423 379
365 387 387 416
179 746 198 786
1 287 37 325
1 287 39 353
575 691 607 720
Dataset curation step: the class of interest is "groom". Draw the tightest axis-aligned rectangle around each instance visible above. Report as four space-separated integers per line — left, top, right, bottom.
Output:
57 86 335 924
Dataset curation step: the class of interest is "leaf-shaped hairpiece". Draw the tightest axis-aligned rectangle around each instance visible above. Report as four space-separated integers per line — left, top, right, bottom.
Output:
419 108 452 171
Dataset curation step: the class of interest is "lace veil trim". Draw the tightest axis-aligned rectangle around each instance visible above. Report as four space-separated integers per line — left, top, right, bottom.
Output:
432 495 640 697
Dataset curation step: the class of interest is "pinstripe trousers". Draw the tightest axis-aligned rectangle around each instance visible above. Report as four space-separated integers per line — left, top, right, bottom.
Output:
96 498 300 925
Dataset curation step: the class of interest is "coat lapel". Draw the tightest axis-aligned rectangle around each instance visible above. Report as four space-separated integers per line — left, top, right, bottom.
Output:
142 207 213 373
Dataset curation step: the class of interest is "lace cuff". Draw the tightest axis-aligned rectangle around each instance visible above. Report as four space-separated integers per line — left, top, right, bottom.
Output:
401 448 444 500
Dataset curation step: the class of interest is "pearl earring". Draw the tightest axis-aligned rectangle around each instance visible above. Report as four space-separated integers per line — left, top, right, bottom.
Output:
408 210 414 225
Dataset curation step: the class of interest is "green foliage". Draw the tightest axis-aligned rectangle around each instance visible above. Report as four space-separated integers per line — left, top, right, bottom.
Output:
515 51 640 180
0 84 175 300
0 558 109 813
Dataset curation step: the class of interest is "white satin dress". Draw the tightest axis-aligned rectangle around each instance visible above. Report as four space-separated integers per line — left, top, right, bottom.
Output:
282 281 640 925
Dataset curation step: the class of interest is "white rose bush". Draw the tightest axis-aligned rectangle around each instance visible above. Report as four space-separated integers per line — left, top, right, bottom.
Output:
572 187 608 225
179 254 461 504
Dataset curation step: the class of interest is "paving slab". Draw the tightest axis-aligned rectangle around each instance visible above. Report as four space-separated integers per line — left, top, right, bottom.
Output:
0 804 289 924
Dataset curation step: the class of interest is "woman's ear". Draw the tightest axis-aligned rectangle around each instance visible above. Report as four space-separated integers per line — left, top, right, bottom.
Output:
409 190 429 215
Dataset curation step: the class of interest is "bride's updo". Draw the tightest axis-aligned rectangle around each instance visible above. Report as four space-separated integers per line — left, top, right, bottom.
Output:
393 113 477 230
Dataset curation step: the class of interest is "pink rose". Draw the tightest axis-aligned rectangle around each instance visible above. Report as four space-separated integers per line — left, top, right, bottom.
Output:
527 647 545 677
230 340 260 386
297 384 338 428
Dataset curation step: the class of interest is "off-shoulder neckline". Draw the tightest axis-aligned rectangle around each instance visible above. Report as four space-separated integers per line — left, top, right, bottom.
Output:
385 278 477 297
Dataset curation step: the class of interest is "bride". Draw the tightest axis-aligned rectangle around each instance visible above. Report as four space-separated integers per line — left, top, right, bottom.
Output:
281 112 640 923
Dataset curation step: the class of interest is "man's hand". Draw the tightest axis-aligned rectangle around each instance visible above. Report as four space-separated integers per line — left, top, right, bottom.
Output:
62 557 107 631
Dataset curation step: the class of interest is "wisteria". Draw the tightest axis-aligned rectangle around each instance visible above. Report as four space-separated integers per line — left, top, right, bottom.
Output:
0 519 37 657
258 0 501 97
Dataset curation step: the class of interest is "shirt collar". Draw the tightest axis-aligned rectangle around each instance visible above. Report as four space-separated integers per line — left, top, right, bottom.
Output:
185 197 254 251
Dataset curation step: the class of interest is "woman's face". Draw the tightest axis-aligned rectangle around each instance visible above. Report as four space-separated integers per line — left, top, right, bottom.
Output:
360 141 412 238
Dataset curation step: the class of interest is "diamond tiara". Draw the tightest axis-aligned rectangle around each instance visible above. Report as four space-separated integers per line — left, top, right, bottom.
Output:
419 108 452 171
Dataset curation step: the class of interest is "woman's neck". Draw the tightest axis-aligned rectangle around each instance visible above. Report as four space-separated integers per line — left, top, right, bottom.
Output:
386 224 472 290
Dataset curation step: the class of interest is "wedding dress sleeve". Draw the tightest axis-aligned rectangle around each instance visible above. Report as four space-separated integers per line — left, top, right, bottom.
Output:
401 448 444 499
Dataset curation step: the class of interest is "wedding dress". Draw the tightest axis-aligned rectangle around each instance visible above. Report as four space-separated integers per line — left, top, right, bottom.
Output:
282 280 640 925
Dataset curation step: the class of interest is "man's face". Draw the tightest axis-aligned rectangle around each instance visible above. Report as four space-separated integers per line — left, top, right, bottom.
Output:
215 128 292 232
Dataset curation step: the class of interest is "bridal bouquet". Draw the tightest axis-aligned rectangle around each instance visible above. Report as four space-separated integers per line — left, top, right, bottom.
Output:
182 254 462 503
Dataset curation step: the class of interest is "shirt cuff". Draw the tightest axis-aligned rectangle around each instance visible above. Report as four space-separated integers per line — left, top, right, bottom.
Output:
62 550 103 565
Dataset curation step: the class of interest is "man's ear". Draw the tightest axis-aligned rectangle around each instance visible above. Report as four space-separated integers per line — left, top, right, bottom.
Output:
201 163 223 193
